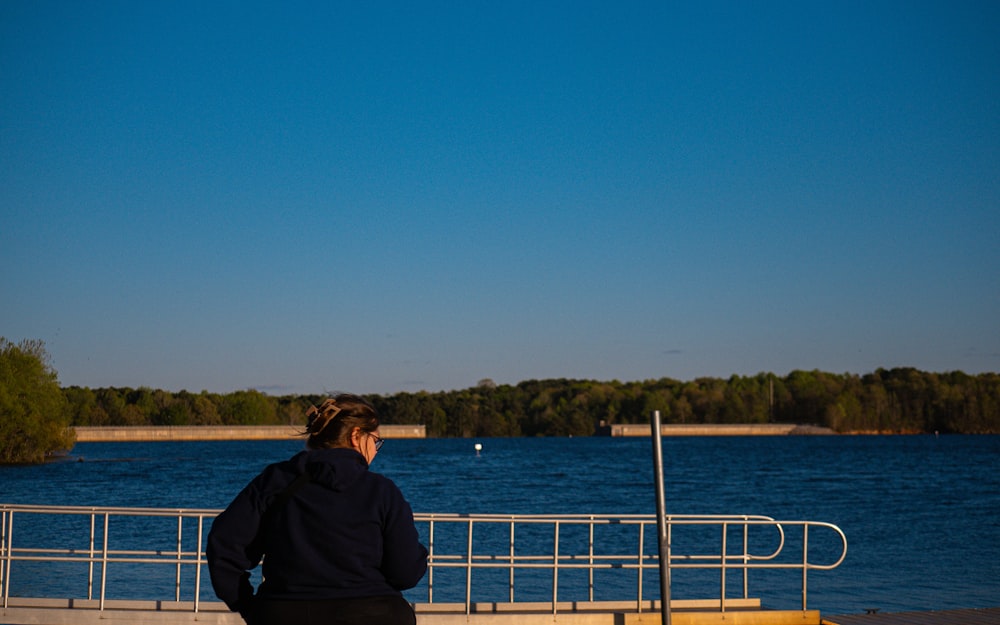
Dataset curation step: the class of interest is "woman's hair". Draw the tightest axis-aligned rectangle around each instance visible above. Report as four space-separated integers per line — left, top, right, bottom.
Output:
303 393 380 450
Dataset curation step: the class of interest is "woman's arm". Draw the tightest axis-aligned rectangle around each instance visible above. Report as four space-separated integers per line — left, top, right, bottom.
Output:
380 484 429 590
207 482 266 613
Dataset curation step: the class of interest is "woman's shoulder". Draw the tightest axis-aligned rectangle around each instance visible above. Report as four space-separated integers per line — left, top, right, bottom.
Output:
361 468 409 500
249 452 309 492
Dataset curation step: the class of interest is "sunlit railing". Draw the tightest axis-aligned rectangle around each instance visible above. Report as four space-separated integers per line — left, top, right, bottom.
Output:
417 512 846 614
1 503 846 617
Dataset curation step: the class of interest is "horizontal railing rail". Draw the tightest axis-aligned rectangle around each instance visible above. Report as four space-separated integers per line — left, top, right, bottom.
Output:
1 503 846 617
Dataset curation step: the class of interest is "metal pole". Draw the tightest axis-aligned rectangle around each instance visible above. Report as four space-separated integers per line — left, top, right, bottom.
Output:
651 410 671 625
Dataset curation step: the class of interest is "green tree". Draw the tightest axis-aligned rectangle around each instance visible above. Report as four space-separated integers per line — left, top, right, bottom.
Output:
0 338 75 464
219 389 277 425
191 391 223 425
64 385 101 425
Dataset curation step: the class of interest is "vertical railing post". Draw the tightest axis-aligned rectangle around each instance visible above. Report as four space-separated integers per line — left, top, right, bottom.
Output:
636 520 645 613
426 519 435 604
175 514 183 602
552 521 560 616
588 517 595 602
88 512 97 600
99 512 110 611
465 518 474 615
651 410 671 625
720 522 728 612
742 516 750 599
194 515 205 612
508 519 516 602
1 510 11 609
802 524 809 610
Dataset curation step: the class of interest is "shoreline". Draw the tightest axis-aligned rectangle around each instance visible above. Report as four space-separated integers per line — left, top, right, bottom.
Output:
73 423 837 442
72 424 960 442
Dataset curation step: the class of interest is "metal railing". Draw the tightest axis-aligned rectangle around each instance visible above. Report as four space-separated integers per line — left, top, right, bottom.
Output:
1 503 846 617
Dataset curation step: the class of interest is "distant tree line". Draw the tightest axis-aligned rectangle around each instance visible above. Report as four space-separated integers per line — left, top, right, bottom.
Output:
63 368 1000 436
12 335 991 466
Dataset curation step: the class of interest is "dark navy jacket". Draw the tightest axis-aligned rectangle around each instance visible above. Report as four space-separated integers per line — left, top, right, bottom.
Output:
207 447 428 613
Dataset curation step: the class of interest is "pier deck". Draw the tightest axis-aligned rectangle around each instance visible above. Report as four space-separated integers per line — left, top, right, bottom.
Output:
5 600 998 625
0 598 818 625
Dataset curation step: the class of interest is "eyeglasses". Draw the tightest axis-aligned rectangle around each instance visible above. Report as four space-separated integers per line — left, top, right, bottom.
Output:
368 432 385 452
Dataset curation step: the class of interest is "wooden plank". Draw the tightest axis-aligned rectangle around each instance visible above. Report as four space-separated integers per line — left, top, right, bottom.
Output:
823 607 1000 625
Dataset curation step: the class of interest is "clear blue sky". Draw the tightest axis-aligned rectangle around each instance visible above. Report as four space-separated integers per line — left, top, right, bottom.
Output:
2 1 998 396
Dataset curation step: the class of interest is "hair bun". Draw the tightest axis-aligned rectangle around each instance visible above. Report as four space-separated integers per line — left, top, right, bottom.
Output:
307 399 342 435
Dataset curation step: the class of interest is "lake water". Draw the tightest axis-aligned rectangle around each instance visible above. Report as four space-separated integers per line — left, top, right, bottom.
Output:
2 435 998 616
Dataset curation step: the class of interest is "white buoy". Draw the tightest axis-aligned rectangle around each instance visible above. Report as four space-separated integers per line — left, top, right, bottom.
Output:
474 443 483 455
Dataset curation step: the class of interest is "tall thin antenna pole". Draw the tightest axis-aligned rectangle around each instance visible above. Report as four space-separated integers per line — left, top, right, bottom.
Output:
651 410 671 625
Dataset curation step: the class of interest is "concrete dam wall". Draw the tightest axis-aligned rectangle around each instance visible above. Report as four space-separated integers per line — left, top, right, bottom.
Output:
73 424 426 442
605 423 835 436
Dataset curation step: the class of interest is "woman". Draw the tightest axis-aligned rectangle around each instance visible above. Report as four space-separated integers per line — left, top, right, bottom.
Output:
207 394 428 625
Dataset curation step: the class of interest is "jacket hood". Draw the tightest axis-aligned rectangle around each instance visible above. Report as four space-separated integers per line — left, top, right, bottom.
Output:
291 448 369 492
